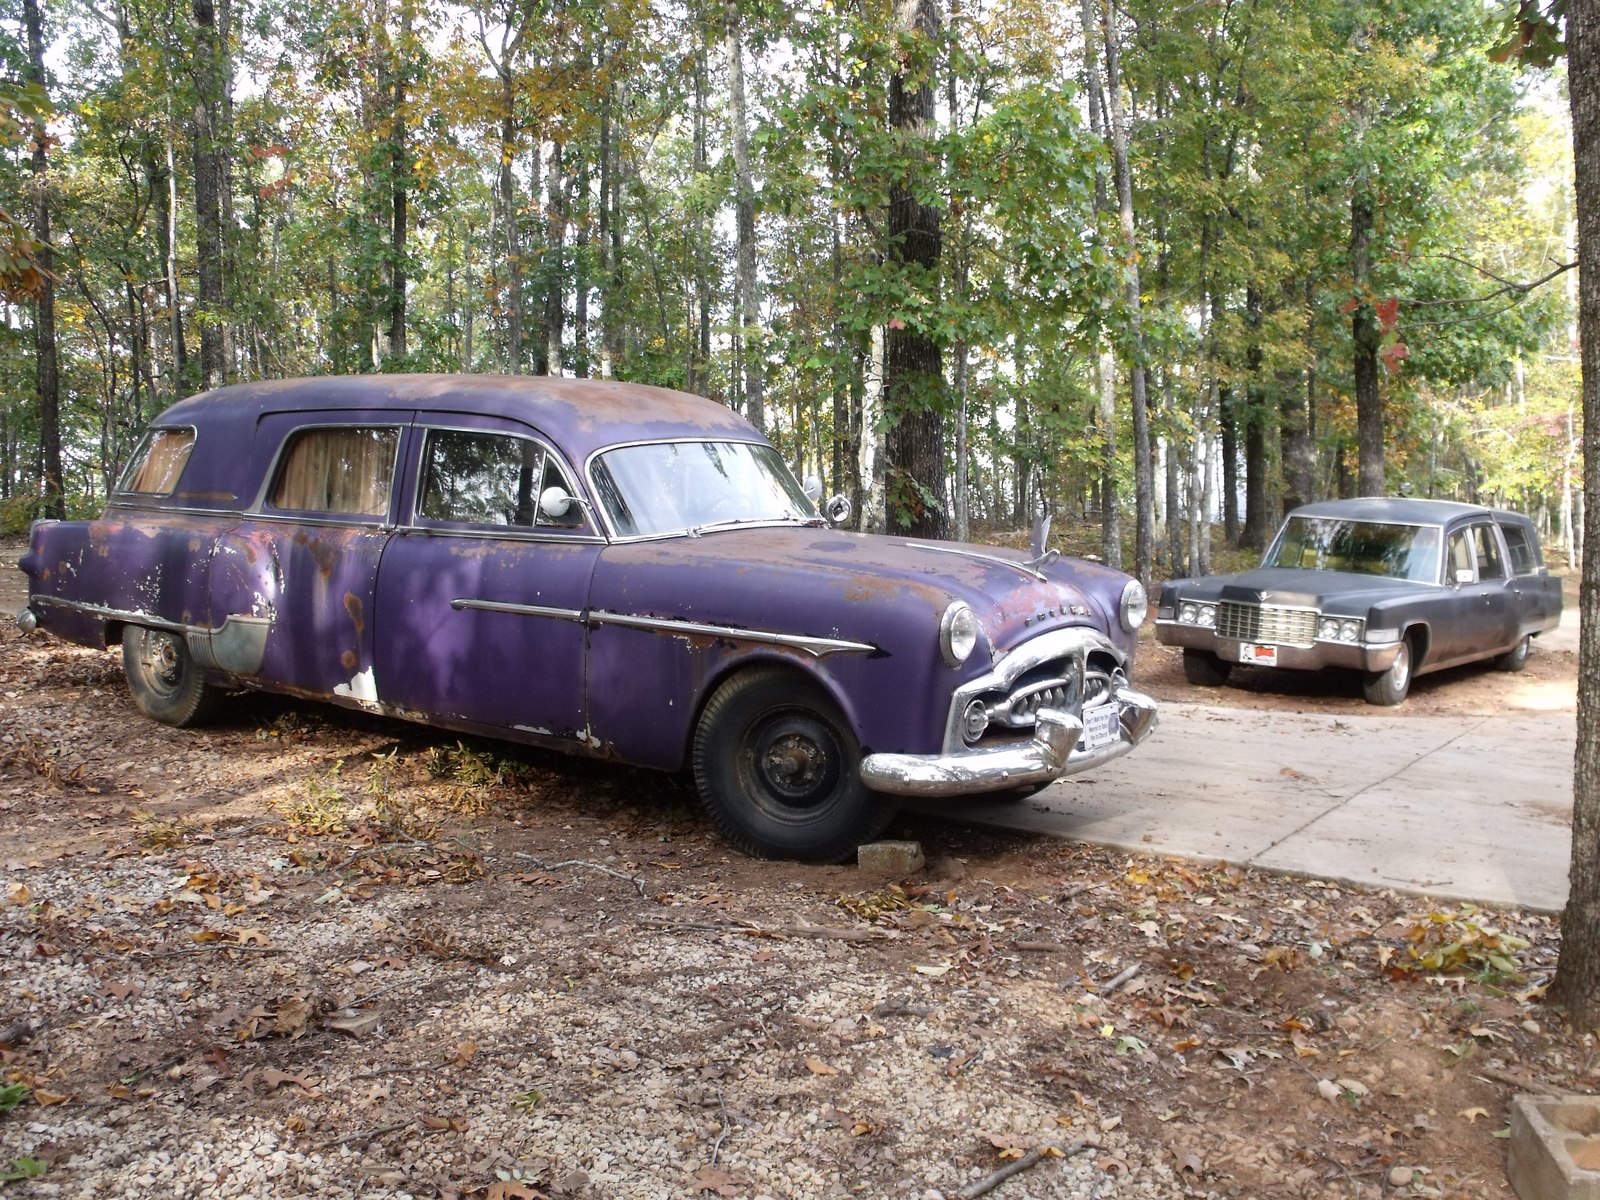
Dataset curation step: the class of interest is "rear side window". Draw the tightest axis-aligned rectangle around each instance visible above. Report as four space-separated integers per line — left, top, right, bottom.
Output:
269 427 399 517
120 429 195 496
416 429 580 528
1501 522 1541 575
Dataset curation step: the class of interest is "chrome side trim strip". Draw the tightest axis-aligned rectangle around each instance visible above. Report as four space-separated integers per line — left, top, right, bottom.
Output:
446 599 875 659
27 595 187 634
590 611 876 658
450 599 587 622
907 542 1047 581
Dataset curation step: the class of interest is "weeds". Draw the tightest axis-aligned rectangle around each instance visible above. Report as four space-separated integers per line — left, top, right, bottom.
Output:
1379 905 1530 982
132 810 195 851
269 761 348 835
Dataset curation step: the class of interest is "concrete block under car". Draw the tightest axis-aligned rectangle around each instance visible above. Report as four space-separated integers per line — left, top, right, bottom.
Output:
857 840 926 876
1509 1094 1600 1200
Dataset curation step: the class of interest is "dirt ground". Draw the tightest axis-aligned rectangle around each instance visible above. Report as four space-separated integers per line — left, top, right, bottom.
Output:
0 555 1593 1199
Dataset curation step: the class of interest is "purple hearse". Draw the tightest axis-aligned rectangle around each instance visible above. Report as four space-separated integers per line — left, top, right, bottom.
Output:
18 375 1156 861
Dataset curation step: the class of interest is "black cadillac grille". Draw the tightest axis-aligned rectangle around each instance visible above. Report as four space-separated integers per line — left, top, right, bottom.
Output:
1216 601 1317 646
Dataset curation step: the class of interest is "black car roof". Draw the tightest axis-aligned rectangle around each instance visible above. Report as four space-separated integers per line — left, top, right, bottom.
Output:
1288 497 1522 527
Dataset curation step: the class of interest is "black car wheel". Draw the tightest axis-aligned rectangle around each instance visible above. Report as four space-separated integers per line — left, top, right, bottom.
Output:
1362 636 1413 706
122 624 219 726
1182 648 1233 687
1495 634 1531 673
693 668 897 863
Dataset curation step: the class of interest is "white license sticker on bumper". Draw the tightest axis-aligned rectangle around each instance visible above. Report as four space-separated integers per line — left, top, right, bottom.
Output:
1239 644 1278 666
1080 703 1120 750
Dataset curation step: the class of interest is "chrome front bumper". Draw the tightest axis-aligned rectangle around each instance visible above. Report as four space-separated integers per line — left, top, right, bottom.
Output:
1155 620 1401 672
859 684 1158 798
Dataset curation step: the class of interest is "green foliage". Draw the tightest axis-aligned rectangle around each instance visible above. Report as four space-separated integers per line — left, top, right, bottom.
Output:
0 1082 29 1114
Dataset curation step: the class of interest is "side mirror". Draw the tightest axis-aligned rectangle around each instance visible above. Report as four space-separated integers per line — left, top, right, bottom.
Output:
803 475 823 503
824 494 852 525
1453 568 1474 586
539 486 577 520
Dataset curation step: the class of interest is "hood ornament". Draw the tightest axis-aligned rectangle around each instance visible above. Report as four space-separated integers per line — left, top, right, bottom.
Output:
1025 513 1060 571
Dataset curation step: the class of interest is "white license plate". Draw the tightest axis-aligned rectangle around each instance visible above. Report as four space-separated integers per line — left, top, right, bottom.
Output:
1079 704 1120 751
1239 644 1278 666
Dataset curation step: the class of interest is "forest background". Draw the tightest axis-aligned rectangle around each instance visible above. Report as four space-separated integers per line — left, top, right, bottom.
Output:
0 0 1581 585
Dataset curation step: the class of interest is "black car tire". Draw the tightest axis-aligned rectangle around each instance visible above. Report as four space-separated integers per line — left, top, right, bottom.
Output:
121 624 219 727
1362 636 1413 706
1182 649 1233 687
1495 634 1531 673
693 667 897 863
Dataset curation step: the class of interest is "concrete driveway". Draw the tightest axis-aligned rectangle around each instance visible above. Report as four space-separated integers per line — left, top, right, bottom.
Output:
929 608 1580 914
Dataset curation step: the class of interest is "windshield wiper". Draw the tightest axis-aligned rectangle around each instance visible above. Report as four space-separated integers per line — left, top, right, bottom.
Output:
688 514 807 537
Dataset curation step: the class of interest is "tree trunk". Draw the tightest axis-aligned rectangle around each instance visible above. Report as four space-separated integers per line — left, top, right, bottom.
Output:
22 0 61 519
543 140 565 376
1241 284 1270 549
1351 187 1384 495
1553 0 1600 1031
690 33 710 395
500 99 523 374
727 0 763 428
192 0 226 390
388 1 411 362
882 0 946 538
1099 0 1153 585
1280 277 1318 511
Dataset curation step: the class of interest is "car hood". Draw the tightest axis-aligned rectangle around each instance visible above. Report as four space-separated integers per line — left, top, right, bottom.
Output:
1170 566 1426 611
592 526 1136 662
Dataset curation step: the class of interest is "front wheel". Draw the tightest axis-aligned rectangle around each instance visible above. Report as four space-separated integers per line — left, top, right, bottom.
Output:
1362 636 1413 706
692 668 897 862
1182 649 1233 687
122 625 219 727
1495 634 1531 673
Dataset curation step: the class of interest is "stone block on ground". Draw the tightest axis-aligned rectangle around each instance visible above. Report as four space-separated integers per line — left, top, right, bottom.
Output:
857 840 925 877
1509 1094 1600 1200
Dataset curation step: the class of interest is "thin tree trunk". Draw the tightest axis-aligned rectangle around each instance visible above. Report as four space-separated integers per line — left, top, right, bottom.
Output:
727 0 763 429
1241 284 1270 549
1553 0 1600 1029
23 0 61 519
1099 0 1153 585
501 100 523 374
1351 187 1384 495
388 1 411 362
192 0 226 389
544 140 565 376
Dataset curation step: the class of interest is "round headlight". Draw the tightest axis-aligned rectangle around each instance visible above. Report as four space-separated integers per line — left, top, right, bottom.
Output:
1179 602 1198 624
1198 604 1216 628
940 601 980 667
1340 620 1361 642
1318 618 1339 641
1119 580 1148 634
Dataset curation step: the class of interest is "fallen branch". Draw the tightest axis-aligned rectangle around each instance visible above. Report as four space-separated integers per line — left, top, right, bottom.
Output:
1099 964 1141 994
955 1139 1097 1200
133 944 291 959
348 1060 449 1082
513 853 647 898
637 916 886 943
316 1121 409 1151
1479 1067 1574 1096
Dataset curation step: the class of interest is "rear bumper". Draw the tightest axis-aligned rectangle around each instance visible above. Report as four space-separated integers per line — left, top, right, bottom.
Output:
859 685 1158 798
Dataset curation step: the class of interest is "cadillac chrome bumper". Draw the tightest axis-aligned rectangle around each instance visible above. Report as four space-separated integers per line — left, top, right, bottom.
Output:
859 685 1158 798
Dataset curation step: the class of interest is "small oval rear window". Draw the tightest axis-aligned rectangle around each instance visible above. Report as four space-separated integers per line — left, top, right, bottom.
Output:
120 429 196 496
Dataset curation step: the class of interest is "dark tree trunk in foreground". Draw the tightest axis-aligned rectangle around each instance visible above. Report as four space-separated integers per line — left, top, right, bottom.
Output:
883 0 946 539
1553 0 1600 1031
1351 187 1384 496
23 0 61 519
193 0 226 389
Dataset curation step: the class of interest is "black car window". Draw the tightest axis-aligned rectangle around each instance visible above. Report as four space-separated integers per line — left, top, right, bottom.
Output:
268 427 399 517
418 430 582 529
1471 523 1505 581
1501 523 1538 575
1447 531 1475 583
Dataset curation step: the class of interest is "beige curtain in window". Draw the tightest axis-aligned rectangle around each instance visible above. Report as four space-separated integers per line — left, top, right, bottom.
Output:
272 428 397 516
126 430 195 495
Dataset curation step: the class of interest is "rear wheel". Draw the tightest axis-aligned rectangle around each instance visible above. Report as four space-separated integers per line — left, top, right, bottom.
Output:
1495 634 1531 673
1182 649 1233 687
692 668 897 863
122 625 218 727
1362 636 1414 706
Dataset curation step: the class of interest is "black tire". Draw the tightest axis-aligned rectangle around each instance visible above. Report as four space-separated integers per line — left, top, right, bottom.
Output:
692 668 897 863
1182 648 1233 687
1362 635 1414 706
1495 634 1531 673
121 625 218 727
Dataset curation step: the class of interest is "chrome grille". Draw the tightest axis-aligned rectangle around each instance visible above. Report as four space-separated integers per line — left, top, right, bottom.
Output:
1216 601 1317 646
989 661 1082 730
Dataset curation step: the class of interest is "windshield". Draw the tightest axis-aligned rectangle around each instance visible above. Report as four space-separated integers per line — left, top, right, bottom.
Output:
1263 517 1441 583
590 440 818 538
